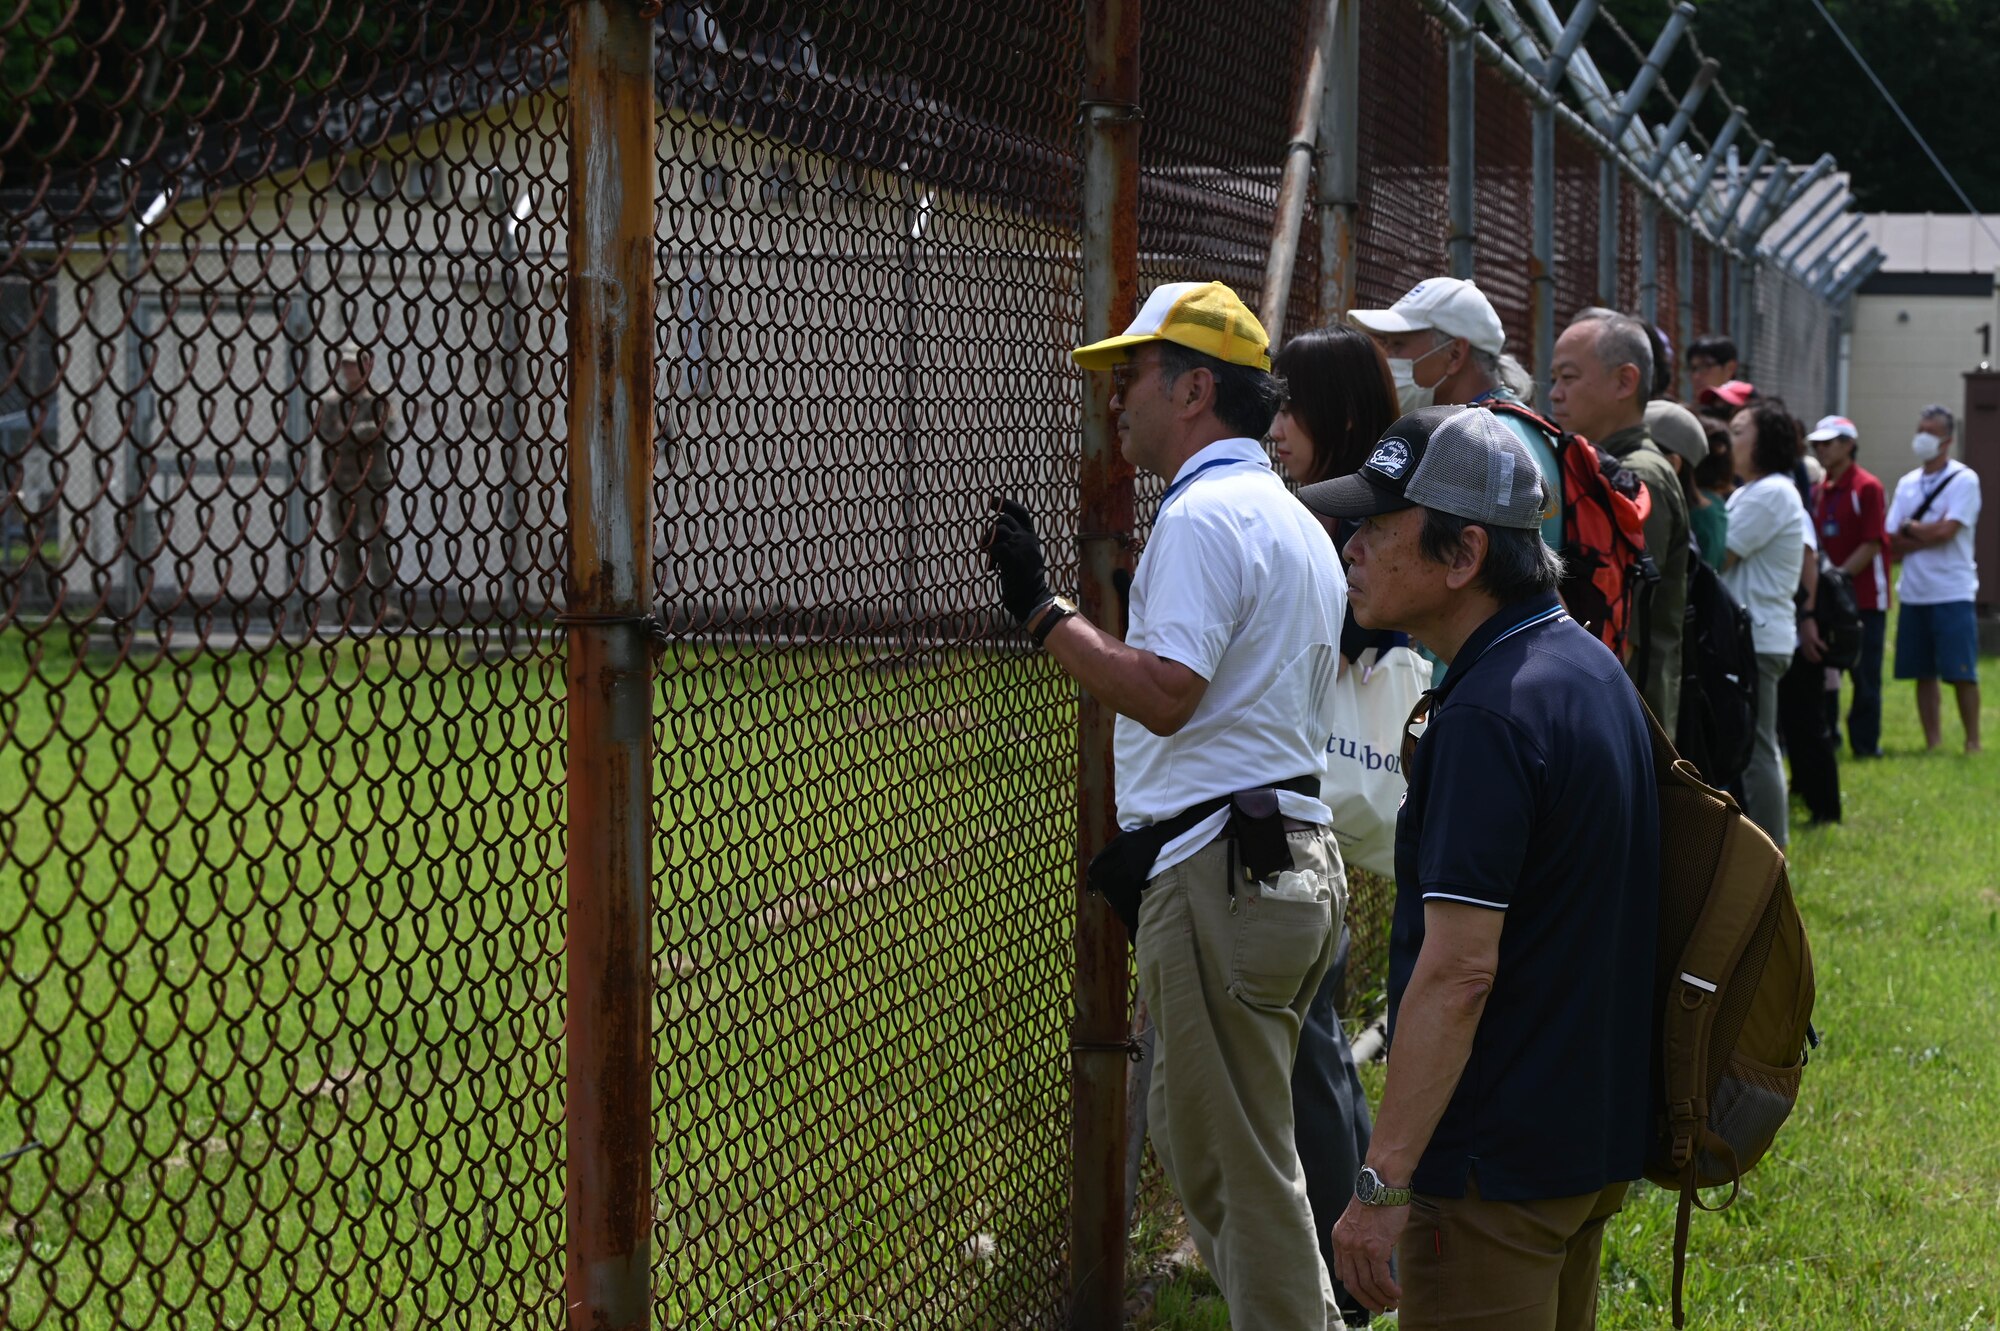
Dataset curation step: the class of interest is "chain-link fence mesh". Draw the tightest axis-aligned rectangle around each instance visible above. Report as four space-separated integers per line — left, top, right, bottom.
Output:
1473 59 1535 363
2 5 570 1326
0 1 1841 1325
1749 262 1836 416
644 3 1092 1324
1353 0 1449 314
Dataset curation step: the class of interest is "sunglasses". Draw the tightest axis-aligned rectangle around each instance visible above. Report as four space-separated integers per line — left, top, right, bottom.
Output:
1401 689 1437 772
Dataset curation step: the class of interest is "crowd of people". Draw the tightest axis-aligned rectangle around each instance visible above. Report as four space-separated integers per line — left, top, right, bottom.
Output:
978 273 1983 1330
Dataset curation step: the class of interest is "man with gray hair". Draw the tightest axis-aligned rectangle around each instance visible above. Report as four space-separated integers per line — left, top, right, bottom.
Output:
1550 310 1689 732
1885 403 1983 752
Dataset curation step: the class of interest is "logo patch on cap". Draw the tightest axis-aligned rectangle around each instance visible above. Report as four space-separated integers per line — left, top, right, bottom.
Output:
1367 438 1413 480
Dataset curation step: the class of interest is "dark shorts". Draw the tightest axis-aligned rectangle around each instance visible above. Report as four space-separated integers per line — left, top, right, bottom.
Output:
1895 601 1980 683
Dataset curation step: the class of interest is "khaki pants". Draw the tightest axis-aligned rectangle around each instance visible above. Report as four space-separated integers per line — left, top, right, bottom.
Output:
1137 828 1346 1330
1398 1174 1630 1331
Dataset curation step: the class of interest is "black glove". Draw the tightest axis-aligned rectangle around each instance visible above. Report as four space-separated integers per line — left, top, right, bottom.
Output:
983 496 1053 623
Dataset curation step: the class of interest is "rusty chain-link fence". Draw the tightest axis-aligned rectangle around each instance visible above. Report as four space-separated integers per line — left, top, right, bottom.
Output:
1 1 1856 1325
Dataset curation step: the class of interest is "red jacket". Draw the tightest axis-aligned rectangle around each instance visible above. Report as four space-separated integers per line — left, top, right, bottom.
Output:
1815 463 1888 610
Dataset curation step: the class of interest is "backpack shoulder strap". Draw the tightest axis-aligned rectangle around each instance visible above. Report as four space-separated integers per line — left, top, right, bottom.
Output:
1483 398 1565 442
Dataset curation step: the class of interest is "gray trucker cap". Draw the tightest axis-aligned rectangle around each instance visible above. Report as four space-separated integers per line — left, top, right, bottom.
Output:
1296 405 1549 530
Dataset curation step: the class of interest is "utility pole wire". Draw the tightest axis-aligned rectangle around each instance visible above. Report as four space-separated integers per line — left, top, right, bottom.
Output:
1805 0 2000 254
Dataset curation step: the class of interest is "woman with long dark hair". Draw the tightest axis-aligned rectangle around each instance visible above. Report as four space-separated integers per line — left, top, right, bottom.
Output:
1271 324 1401 487
1267 323 1400 1330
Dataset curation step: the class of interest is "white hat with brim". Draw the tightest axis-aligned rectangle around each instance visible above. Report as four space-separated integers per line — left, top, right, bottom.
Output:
1349 276 1506 356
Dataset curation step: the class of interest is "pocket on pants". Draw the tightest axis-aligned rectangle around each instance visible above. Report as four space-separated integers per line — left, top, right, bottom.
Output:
1229 884 1331 1008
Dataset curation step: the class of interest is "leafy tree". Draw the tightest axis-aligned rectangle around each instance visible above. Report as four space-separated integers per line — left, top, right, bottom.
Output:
1594 0 2000 213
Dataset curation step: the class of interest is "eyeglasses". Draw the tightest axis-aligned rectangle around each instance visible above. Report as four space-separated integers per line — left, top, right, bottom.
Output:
1400 689 1437 772
1111 356 1163 398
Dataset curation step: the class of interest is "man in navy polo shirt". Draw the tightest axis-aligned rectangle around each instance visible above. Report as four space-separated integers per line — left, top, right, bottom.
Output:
1302 406 1659 1330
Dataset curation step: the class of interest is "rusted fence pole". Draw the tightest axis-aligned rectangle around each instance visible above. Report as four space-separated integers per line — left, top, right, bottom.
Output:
565 3 656 1329
1260 0 1337 336
1317 0 1360 322
1075 0 1139 1324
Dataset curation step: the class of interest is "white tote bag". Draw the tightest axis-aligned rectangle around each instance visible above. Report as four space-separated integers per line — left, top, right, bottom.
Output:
1322 645 1430 879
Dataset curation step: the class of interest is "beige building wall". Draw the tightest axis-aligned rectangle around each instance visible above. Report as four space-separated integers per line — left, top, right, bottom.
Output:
50 89 1083 624
1847 292 1993 469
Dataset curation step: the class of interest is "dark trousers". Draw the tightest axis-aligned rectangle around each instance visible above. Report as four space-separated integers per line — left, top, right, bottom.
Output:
1833 610 1888 756
1780 653 1841 823
1292 923 1375 1324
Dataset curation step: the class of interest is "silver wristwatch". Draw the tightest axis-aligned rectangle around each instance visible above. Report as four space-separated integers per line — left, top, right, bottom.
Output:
1354 1165 1412 1207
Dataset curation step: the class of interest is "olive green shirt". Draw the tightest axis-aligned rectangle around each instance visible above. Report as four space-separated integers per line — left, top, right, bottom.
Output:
1598 423 1688 736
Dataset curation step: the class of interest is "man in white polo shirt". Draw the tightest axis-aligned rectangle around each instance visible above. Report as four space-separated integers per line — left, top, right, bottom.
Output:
1886 403 1983 753
982 281 1349 1328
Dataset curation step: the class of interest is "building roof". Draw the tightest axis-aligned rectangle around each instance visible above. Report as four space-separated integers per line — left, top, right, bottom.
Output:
1862 213 2000 274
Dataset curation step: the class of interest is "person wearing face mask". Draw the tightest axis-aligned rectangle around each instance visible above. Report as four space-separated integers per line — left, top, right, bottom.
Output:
1885 404 1983 753
1350 278 1563 554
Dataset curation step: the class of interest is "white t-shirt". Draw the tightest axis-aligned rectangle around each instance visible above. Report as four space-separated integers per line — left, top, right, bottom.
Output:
1118 438 1347 876
1886 459 1982 605
1723 474 1810 657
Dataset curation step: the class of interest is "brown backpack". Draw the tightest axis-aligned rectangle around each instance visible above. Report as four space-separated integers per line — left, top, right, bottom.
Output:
1639 703 1818 1329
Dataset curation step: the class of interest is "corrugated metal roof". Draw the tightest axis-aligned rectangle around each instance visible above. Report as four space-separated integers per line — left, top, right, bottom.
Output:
1863 212 2000 273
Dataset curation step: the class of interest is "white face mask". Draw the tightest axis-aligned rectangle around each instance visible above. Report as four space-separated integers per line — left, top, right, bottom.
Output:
1386 339 1456 414
1912 431 1943 463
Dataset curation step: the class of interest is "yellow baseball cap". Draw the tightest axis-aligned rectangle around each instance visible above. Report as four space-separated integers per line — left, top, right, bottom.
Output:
1070 280 1272 371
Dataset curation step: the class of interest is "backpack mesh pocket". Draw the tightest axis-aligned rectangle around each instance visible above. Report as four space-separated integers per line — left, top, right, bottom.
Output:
1696 1053 1802 1183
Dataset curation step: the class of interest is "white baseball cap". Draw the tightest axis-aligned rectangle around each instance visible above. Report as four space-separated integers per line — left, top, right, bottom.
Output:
1349 277 1506 357
1805 415 1858 442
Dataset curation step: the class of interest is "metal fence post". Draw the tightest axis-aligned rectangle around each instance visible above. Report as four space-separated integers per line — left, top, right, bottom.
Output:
565 3 656 1328
1676 221 1694 383
1262 0 1339 334
1448 25 1476 279
1597 158 1619 305
1318 0 1360 320
1640 195 1660 326
1709 242 1725 335
1532 98 1555 401
1076 0 1139 1322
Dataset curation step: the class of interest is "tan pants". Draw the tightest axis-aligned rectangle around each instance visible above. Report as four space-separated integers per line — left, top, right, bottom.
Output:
1398 1174 1630 1331
1137 828 1346 1330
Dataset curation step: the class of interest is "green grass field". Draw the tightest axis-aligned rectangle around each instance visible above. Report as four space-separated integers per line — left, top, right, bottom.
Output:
0 627 1083 1328
1142 647 2000 1329
11 617 1999 1329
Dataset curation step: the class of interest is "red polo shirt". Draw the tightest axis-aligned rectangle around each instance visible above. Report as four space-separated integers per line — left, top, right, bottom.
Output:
1814 462 1888 610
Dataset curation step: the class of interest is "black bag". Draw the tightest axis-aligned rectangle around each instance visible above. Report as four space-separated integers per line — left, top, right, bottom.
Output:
1087 776 1318 935
1812 557 1863 672
1676 556 1758 788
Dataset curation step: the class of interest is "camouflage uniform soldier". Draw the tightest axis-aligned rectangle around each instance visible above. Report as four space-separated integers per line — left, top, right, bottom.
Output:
314 344 401 626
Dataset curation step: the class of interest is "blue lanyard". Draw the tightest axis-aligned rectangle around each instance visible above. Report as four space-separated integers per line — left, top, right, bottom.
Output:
1160 456 1258 512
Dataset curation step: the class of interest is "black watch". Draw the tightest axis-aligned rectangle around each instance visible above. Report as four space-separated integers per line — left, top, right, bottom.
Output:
1028 595 1077 646
1354 1165 1412 1207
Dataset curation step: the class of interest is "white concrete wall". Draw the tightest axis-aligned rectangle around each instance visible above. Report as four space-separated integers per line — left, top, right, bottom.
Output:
1847 292 1994 461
